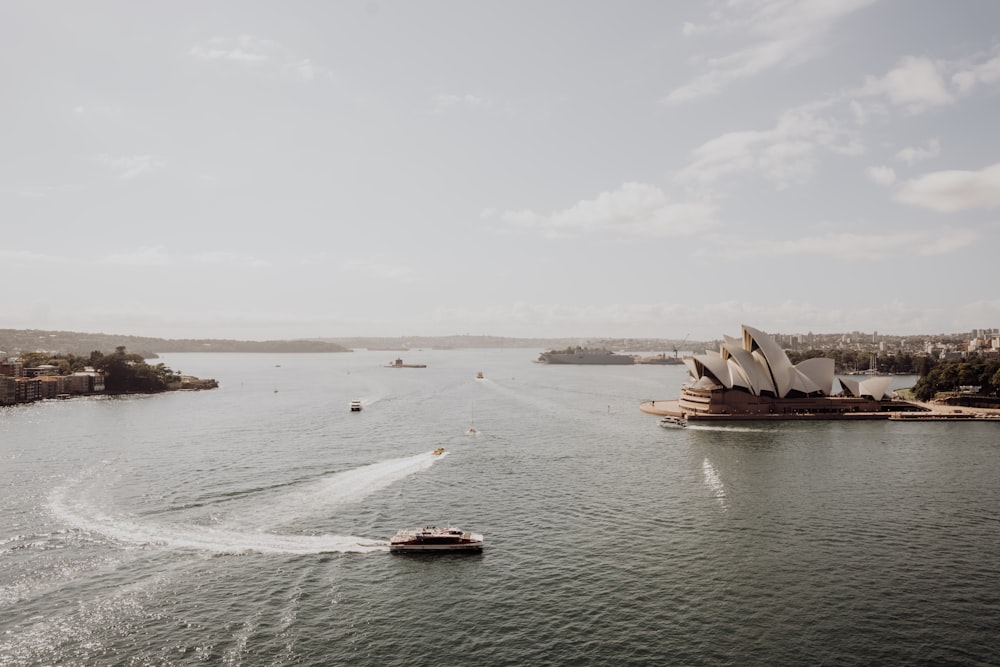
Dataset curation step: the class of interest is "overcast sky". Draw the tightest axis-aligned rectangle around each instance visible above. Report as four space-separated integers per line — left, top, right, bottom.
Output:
3 1 999 341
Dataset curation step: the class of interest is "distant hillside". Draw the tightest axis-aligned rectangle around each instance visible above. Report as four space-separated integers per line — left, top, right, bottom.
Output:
321 335 709 353
0 329 350 357
0 328 717 359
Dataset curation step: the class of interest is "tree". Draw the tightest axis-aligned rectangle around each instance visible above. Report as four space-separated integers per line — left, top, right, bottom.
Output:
94 346 171 394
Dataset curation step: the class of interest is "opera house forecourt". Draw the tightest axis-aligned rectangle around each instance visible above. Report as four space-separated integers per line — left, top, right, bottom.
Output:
641 325 926 421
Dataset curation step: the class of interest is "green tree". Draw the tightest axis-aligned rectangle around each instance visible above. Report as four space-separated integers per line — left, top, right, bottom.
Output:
95 346 169 394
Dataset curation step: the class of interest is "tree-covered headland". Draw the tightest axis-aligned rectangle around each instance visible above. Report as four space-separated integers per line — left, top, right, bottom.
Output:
787 349 1000 401
910 356 1000 401
18 346 183 394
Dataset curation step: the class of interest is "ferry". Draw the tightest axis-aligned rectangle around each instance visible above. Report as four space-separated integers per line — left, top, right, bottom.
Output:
350 400 363 412
658 415 687 428
389 526 484 552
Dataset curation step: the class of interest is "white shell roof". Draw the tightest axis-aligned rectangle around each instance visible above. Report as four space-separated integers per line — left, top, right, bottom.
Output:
839 376 892 400
685 325 837 399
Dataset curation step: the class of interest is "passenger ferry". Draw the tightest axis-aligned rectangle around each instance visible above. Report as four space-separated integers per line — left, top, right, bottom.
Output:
389 526 484 552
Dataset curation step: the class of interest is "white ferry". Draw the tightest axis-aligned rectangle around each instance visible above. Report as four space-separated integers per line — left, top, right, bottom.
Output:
350 400 363 412
389 526 484 552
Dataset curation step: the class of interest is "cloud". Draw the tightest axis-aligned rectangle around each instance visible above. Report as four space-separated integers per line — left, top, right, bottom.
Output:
662 0 877 105
72 104 122 120
341 257 416 283
433 93 490 113
484 182 717 238
951 46 1000 94
865 165 896 186
191 251 271 268
102 246 172 266
189 35 273 63
896 138 940 165
857 56 954 114
705 228 979 261
93 154 163 180
675 103 863 188
17 184 82 198
895 162 1000 212
0 249 70 264
189 35 329 82
98 248 272 268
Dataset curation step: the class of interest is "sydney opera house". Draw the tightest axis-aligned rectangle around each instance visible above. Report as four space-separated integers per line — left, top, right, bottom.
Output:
643 325 923 420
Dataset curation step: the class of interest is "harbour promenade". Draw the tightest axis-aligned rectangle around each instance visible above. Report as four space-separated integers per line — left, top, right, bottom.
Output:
640 399 1000 421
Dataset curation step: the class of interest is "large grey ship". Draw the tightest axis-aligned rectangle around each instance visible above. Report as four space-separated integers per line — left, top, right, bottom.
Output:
536 347 635 365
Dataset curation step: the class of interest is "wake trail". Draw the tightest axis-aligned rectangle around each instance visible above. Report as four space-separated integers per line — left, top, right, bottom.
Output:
687 425 765 432
48 451 445 555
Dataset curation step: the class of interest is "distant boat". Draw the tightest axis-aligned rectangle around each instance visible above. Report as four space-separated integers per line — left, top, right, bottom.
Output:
537 347 634 365
432 447 445 456
350 400 362 412
466 402 478 435
658 415 687 429
476 371 484 379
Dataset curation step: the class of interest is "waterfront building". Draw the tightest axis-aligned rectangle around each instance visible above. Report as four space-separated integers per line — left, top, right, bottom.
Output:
673 325 920 420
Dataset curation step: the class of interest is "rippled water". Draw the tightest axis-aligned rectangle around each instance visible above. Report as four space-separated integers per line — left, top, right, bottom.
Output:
1 350 998 665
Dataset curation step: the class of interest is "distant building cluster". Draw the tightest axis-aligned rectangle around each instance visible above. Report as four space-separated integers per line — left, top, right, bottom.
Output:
772 328 999 359
0 355 105 406
967 328 1000 354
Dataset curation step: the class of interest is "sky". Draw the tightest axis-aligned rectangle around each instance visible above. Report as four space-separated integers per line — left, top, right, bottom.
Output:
2 1 999 341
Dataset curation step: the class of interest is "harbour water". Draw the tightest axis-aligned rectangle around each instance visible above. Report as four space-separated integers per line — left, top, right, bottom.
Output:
1 349 998 665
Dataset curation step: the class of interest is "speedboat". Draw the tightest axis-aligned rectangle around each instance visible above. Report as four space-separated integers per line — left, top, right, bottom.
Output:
432 447 445 455
389 526 484 552
350 400 362 412
658 415 687 428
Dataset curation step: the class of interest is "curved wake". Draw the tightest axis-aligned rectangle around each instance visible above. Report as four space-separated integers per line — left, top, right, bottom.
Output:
48 451 445 555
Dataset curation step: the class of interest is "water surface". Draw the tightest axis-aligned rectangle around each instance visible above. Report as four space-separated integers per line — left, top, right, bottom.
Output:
1 350 997 665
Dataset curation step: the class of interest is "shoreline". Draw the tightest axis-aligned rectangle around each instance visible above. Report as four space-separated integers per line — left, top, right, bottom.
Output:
640 399 1000 422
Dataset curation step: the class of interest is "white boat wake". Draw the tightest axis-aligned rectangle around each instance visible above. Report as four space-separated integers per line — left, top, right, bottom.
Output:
48 451 445 555
687 424 766 432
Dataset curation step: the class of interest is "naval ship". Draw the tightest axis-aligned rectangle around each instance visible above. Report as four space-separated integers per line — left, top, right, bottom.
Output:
536 347 635 365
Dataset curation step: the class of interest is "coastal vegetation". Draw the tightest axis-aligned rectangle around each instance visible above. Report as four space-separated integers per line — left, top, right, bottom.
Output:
911 356 1000 401
0 329 349 357
784 349 1000 400
786 349 932 375
18 346 182 394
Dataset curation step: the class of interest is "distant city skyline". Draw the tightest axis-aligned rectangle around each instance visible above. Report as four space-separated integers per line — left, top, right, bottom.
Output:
3 1 999 340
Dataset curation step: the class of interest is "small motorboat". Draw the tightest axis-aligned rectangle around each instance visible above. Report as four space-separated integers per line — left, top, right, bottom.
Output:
658 415 687 428
350 400 363 412
432 447 445 456
389 526 484 552
476 371 484 379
